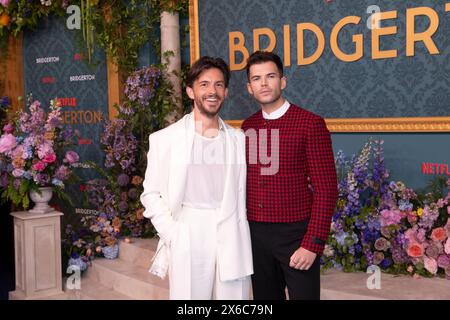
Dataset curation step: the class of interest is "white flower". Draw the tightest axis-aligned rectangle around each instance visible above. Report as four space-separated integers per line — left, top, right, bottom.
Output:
40 0 52 6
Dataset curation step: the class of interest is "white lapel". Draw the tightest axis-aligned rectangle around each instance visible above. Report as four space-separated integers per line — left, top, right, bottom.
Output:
168 113 195 218
217 118 239 224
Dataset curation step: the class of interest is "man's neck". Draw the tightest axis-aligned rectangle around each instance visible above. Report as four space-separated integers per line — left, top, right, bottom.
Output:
193 109 220 138
261 97 286 115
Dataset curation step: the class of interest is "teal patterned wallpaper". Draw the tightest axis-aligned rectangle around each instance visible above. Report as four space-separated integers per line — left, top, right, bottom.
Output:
197 0 450 120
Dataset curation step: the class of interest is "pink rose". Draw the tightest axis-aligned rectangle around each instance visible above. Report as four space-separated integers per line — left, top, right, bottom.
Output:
64 150 79 164
431 227 447 242
407 242 424 258
32 161 47 172
445 238 450 255
0 134 17 153
42 153 57 164
3 123 14 134
424 256 438 275
0 0 10 8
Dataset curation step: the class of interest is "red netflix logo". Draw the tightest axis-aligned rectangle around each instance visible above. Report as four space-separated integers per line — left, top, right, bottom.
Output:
41 77 56 84
422 163 450 176
57 97 77 107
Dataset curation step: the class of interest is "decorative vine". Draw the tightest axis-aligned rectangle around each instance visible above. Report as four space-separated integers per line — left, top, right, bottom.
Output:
0 0 189 74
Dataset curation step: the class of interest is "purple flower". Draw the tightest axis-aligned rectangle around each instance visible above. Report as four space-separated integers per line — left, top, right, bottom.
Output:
55 165 71 181
437 254 450 268
118 201 128 212
117 173 130 187
128 188 138 200
0 96 11 107
0 172 8 187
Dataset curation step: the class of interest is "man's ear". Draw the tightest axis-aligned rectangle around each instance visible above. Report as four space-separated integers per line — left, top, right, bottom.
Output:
247 83 254 95
186 86 194 100
281 76 287 90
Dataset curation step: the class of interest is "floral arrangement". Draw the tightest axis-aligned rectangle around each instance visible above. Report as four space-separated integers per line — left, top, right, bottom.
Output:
0 97 79 209
0 0 65 49
322 139 450 279
64 65 174 263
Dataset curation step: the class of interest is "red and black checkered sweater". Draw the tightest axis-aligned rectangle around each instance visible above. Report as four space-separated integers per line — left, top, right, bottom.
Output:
241 104 338 254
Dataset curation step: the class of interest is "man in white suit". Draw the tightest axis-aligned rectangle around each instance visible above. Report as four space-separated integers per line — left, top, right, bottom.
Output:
140 56 253 300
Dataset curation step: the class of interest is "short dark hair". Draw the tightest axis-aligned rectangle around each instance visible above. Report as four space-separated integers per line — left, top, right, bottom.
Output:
245 51 284 81
186 56 230 88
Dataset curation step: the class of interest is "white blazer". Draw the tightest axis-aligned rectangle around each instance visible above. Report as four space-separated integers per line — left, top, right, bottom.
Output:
140 112 253 298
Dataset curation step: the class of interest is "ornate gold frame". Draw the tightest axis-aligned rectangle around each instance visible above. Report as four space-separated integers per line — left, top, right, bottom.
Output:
188 0 450 132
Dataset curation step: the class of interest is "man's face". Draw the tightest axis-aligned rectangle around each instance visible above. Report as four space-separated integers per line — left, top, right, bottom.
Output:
187 68 228 118
247 61 286 106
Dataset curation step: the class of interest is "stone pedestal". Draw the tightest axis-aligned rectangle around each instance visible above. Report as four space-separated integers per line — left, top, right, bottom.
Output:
9 210 64 300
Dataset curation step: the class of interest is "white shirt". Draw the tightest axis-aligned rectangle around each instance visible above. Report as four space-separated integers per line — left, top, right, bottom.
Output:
182 129 226 209
262 100 290 120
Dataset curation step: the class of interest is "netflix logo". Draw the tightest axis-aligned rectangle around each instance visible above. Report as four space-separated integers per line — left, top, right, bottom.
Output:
422 163 450 176
57 97 77 107
41 76 56 84
78 138 92 145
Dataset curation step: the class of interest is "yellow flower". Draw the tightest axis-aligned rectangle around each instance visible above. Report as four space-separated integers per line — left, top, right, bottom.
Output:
417 208 423 217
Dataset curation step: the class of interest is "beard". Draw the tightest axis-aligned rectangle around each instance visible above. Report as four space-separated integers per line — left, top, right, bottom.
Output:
194 94 223 118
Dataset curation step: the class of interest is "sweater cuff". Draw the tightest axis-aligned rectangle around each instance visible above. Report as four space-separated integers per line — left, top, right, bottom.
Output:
301 235 326 255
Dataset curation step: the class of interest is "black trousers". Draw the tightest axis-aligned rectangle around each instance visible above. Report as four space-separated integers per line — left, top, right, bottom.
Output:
249 220 320 300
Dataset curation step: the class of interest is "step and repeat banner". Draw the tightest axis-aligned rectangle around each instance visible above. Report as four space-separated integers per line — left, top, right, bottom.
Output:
191 0 450 188
23 15 108 221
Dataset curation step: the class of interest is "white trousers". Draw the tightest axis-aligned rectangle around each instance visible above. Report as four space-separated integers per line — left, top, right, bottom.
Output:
172 206 251 300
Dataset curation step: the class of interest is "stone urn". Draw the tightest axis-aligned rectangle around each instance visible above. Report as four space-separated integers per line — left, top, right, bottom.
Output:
29 187 54 214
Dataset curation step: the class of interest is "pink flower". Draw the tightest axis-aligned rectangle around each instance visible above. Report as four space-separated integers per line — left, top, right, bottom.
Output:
3 123 14 133
424 256 438 275
425 243 440 259
64 150 79 164
407 265 414 273
0 0 10 8
37 142 53 159
42 153 56 164
407 242 424 258
0 134 17 153
445 238 450 255
380 209 404 227
12 169 24 177
431 227 447 242
374 238 390 251
32 161 47 172
447 206 450 215
444 220 450 238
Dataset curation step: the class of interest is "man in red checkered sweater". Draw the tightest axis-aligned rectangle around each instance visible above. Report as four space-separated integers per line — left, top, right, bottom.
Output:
241 51 338 300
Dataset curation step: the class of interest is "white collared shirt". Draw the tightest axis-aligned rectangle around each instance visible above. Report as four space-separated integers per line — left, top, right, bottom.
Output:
262 100 290 120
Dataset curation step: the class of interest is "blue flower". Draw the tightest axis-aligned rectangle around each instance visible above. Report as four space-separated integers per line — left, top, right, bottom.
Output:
68 257 88 272
380 258 392 269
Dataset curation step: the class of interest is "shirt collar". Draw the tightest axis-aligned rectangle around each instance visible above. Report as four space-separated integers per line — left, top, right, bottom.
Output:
262 100 290 120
